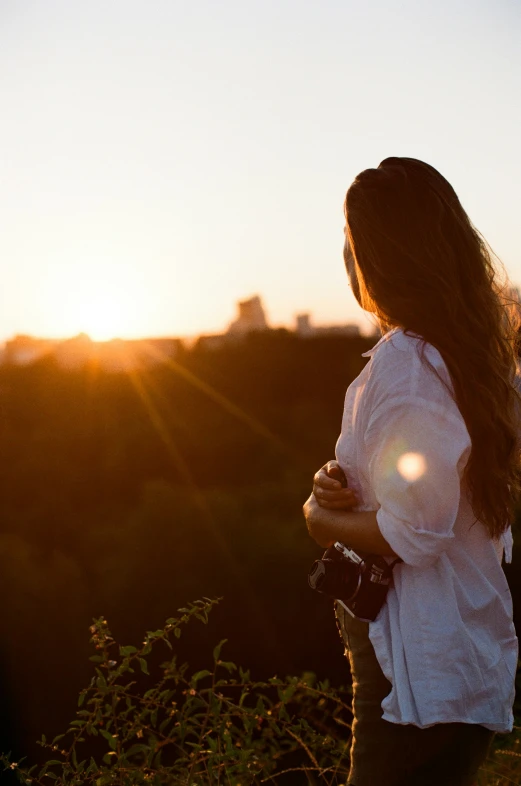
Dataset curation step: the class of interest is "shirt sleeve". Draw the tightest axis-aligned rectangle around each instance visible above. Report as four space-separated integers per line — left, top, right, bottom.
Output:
365 397 471 569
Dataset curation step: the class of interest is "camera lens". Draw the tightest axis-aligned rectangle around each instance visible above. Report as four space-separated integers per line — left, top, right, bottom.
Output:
308 558 359 600
308 561 327 590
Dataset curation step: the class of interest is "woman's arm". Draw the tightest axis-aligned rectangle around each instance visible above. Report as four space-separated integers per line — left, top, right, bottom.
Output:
303 493 399 556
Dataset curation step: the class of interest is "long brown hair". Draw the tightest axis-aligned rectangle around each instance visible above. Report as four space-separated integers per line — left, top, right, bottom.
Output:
344 156 521 539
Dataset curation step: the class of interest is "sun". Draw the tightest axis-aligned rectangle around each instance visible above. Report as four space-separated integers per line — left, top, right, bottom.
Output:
42 260 147 341
75 291 134 341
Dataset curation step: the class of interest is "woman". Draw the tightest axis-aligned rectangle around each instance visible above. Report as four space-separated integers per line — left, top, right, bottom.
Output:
303 157 520 786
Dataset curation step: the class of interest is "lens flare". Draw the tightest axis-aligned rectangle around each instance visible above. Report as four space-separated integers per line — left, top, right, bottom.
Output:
397 452 426 482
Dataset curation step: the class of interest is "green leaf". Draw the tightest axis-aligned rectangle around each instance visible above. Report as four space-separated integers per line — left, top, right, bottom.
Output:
159 717 171 734
213 639 227 661
96 775 115 785
279 704 291 722
119 645 137 657
86 756 98 775
139 658 149 675
123 743 148 759
279 685 296 703
99 729 118 750
218 660 237 673
191 670 212 683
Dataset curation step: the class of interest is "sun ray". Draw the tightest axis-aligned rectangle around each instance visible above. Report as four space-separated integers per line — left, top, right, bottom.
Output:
137 339 306 469
125 366 281 648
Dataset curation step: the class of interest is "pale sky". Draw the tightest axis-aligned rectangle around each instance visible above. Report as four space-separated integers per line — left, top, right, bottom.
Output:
0 0 520 342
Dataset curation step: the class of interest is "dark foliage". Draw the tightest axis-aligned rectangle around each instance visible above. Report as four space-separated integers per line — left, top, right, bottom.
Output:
0 330 519 764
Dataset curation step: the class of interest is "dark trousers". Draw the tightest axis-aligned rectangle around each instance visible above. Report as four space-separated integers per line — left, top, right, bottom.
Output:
335 602 495 786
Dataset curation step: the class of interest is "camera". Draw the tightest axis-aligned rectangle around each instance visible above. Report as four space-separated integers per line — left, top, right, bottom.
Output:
308 541 398 622
307 464 401 621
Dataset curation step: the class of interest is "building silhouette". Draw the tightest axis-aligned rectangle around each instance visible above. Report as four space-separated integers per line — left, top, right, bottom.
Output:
3 335 56 365
295 312 360 338
1 333 182 372
228 295 269 335
1 294 368 366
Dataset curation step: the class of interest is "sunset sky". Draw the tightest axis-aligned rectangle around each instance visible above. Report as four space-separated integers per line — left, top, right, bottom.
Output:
0 0 520 342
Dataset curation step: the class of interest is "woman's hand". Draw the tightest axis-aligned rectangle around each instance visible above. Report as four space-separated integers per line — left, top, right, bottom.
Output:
313 460 359 510
303 493 337 548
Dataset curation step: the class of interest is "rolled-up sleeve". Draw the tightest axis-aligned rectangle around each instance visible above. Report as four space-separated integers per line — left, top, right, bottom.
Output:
365 397 471 568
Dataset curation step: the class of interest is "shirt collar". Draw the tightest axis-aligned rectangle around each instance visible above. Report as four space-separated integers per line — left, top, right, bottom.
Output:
361 326 402 357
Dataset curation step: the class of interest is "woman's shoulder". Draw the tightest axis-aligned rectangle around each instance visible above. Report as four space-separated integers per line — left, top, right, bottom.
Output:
369 327 447 370
367 327 457 409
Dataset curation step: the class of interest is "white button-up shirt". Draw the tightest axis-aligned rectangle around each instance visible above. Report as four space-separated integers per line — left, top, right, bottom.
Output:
335 326 518 732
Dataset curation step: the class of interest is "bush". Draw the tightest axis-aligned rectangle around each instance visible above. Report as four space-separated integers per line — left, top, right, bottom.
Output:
1 598 353 784
2 597 521 785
